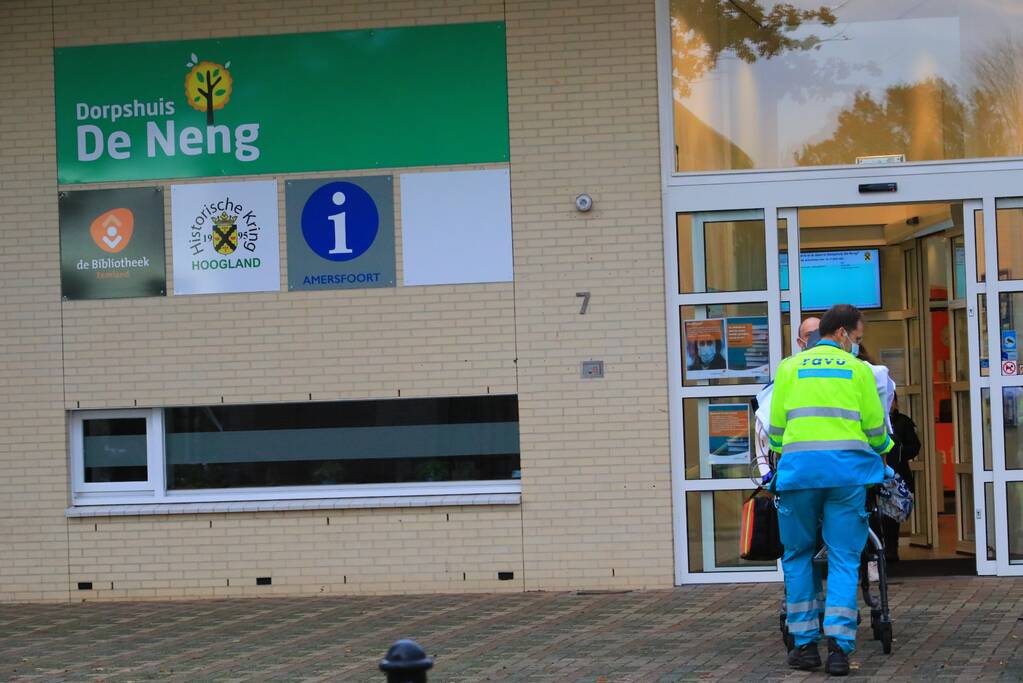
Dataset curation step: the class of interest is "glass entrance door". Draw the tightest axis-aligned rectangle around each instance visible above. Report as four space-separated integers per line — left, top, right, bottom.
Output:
981 197 1023 575
906 219 982 558
781 202 989 570
664 170 1023 581
667 206 785 583
961 200 996 574
947 227 977 556
900 241 931 549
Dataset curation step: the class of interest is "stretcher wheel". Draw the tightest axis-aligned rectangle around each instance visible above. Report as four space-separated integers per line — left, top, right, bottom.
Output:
879 622 893 654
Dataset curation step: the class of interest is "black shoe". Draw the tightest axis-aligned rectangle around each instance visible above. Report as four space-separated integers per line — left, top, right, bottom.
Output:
787 642 822 670
825 638 850 676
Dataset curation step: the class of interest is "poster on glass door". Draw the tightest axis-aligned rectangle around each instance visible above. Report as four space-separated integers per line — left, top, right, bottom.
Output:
706 404 751 465
683 316 770 381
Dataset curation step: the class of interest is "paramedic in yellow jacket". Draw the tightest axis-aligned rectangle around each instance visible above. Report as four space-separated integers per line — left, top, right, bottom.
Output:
769 304 893 676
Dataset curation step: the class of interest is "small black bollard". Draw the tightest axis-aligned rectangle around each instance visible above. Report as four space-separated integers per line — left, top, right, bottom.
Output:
379 638 433 683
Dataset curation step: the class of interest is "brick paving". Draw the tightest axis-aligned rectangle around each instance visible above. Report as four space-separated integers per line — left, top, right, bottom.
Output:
1 576 1021 682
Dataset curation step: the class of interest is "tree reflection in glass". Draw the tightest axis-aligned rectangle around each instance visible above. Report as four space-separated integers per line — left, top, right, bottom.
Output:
671 1 1023 172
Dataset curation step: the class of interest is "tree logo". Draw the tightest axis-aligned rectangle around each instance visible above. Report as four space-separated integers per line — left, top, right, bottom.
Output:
211 211 239 255
184 53 233 125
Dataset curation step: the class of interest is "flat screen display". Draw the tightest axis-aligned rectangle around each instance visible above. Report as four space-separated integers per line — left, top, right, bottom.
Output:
780 248 882 311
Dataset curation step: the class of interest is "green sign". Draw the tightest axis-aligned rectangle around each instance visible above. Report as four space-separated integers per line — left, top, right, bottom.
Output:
59 187 167 300
54 23 509 184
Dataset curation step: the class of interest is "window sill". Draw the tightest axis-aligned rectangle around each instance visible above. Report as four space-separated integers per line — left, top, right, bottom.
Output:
65 493 521 518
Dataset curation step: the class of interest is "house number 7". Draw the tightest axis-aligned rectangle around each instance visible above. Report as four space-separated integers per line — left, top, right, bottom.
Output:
576 291 590 314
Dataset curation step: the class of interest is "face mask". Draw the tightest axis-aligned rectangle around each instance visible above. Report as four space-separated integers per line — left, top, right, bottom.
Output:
842 329 860 357
698 344 716 363
803 329 820 350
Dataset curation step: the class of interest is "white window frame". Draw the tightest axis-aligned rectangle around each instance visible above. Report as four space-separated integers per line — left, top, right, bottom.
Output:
68 407 521 508
70 409 163 502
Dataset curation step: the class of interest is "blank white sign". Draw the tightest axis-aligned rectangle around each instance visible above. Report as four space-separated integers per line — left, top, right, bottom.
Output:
400 168 513 286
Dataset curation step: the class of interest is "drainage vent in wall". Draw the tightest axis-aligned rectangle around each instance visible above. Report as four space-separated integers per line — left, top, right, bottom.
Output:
256 577 272 586
498 572 514 581
77 582 92 590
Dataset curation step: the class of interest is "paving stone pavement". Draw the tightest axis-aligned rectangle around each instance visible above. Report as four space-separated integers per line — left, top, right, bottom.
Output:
1 576 1021 682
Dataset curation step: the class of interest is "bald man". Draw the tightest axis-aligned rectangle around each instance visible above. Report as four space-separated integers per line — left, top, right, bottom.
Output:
797 316 821 351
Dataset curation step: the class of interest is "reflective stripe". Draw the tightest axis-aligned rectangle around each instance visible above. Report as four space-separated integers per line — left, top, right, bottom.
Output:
864 425 887 437
786 619 819 633
786 407 861 422
768 425 785 436
871 435 893 453
824 624 857 639
782 439 870 454
787 600 816 613
825 606 859 620
797 368 853 379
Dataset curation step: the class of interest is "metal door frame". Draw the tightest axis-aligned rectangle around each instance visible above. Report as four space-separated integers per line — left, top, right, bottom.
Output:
981 197 1023 576
663 181 1023 583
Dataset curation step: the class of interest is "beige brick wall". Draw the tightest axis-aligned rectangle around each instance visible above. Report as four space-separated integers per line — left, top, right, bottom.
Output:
68 506 523 599
0 0 673 602
506 0 672 589
0 0 70 602
61 168 518 409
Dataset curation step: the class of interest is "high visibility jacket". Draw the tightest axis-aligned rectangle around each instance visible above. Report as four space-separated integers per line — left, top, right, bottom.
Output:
769 340 892 491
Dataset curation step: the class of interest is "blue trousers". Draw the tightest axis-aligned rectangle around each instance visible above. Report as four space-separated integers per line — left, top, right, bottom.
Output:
777 485 867 654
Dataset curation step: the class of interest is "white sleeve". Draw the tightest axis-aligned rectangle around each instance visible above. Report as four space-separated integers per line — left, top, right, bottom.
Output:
868 363 895 432
754 419 772 478
754 384 773 428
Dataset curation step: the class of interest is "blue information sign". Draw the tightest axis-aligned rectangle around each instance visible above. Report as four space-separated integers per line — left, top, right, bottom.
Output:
301 181 380 262
285 176 395 291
